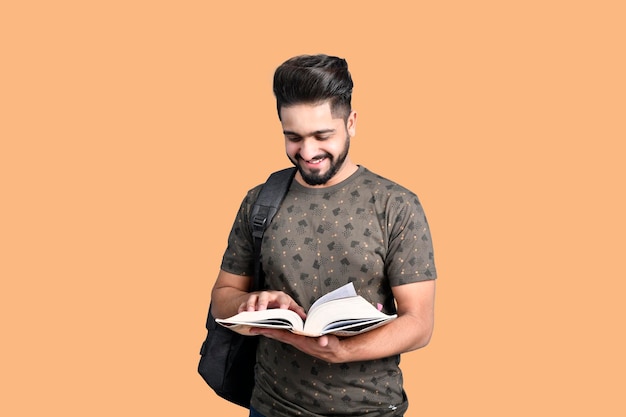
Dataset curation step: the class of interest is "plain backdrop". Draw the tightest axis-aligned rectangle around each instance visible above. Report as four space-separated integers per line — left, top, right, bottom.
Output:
1 1 624 416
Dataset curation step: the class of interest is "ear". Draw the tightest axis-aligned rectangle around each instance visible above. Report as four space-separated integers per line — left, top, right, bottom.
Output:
346 110 357 137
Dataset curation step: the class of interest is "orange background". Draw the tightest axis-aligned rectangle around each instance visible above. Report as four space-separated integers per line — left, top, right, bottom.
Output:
2 1 624 416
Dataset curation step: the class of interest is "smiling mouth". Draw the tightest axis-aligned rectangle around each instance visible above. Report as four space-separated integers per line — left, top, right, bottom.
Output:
297 153 329 165
306 156 326 165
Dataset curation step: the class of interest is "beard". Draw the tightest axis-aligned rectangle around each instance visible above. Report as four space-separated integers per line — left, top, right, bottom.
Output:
289 135 350 186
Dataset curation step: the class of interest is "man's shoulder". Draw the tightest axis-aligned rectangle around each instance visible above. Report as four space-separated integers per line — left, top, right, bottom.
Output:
240 183 264 206
358 166 417 197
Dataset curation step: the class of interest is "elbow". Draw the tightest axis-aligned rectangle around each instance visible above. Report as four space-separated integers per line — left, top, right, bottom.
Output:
409 333 432 352
408 321 435 352
418 329 434 350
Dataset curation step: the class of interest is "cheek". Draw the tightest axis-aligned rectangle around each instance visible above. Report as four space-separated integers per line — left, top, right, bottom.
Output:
323 140 344 157
285 141 298 157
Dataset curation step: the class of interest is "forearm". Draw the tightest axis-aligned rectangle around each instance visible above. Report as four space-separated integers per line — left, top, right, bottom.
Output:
338 311 433 362
210 285 251 319
210 270 253 319
337 280 435 362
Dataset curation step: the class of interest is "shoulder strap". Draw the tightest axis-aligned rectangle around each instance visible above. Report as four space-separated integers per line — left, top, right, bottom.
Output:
249 167 296 291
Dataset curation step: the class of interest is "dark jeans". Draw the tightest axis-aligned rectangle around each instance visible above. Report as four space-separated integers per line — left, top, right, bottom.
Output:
249 406 266 417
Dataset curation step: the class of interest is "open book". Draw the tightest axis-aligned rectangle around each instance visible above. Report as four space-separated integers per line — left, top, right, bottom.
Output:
215 283 397 337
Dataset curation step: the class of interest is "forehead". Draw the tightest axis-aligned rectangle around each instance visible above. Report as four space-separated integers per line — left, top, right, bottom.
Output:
280 102 343 132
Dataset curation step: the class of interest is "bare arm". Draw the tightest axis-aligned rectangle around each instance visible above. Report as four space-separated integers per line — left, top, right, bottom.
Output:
250 279 436 363
210 269 306 320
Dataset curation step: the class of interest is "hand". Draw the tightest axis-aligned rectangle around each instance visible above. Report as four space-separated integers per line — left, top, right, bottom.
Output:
249 328 346 363
238 290 306 319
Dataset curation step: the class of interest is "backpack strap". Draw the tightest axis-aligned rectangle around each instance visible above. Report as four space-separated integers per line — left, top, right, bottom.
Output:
249 167 296 291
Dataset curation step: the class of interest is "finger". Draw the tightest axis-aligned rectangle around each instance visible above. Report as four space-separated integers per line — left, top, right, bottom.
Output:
278 294 304 314
276 293 296 309
318 335 329 347
256 291 271 311
275 294 306 317
291 302 307 319
240 293 259 312
268 292 295 310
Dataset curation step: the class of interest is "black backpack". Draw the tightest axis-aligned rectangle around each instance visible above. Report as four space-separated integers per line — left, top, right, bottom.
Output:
198 167 295 408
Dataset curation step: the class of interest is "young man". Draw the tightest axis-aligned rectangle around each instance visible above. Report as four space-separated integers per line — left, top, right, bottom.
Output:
211 54 437 417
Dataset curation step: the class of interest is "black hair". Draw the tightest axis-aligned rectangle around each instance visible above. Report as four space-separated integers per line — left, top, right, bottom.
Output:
273 54 353 121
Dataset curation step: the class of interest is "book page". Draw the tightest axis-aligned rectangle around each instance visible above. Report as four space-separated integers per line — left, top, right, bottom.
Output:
303 295 396 336
309 282 357 313
215 308 304 332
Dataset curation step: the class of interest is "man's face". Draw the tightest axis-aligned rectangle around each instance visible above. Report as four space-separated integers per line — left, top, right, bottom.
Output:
280 102 357 187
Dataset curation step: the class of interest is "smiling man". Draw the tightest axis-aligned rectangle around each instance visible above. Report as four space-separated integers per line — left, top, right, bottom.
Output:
282 101 355 187
209 54 437 417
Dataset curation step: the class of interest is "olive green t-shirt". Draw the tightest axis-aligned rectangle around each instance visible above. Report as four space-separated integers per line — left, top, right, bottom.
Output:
221 166 436 416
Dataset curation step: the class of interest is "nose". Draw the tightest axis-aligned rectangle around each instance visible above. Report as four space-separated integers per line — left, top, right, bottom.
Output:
297 138 321 161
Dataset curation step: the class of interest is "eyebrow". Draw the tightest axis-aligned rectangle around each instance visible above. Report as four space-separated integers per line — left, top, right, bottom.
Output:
283 128 336 137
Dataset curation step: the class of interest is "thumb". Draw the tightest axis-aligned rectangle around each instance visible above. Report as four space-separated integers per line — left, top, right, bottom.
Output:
317 335 329 347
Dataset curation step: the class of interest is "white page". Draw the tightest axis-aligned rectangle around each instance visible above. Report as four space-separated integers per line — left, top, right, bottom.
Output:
309 282 357 312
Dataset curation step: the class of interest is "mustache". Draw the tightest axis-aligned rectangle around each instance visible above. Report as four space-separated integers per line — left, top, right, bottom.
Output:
295 153 331 162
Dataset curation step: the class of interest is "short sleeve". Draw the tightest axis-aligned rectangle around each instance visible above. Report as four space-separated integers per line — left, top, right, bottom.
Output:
219 185 262 276
384 191 437 286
